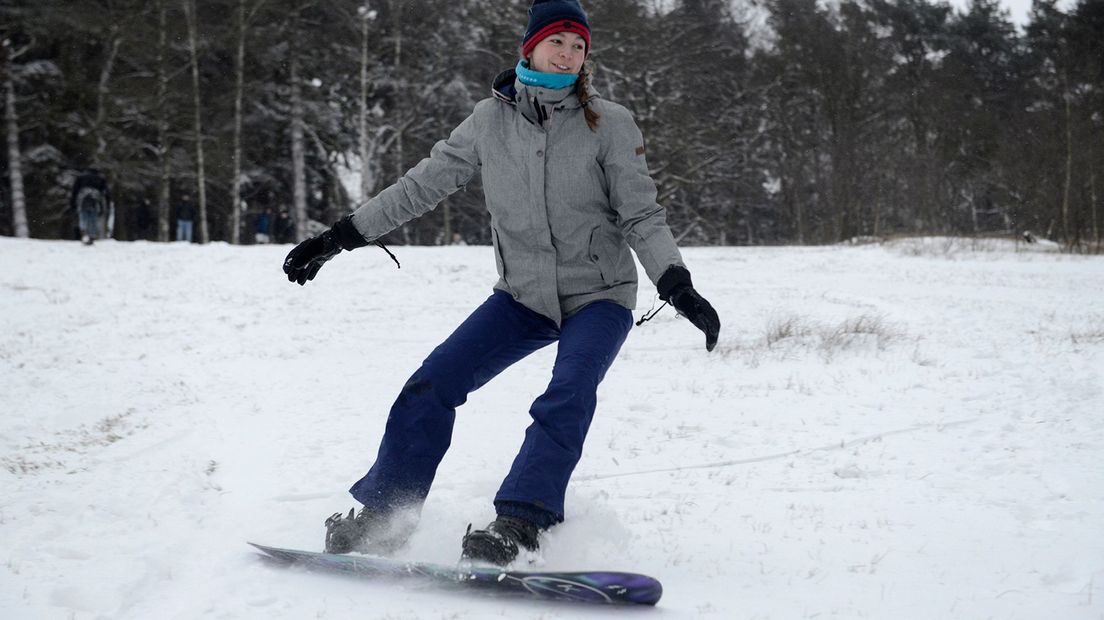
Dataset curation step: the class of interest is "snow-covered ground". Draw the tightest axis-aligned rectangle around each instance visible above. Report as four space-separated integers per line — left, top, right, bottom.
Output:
2 236 1102 619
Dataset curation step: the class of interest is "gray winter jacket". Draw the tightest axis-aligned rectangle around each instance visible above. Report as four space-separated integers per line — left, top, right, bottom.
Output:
350 69 685 326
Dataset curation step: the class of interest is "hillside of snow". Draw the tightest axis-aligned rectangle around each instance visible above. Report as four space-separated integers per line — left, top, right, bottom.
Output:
2 236 1102 619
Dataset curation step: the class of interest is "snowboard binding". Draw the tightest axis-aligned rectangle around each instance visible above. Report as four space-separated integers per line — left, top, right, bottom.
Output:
324 507 409 555
460 515 542 566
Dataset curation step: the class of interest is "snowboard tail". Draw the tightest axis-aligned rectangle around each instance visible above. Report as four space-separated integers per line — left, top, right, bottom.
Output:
249 542 662 606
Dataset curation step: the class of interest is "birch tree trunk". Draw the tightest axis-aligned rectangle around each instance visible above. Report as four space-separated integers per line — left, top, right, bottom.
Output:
1091 165 1098 250
230 0 246 244
183 0 209 243
289 8 308 243
305 125 346 224
2 37 29 238
392 0 406 244
1091 138 1099 249
359 5 372 207
156 0 171 242
92 27 120 166
1061 69 1073 248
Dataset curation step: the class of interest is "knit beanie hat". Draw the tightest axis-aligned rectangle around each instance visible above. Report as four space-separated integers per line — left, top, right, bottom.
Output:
521 0 591 58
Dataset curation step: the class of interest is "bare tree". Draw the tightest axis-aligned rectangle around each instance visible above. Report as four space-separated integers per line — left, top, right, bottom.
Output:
92 26 121 167
229 0 248 244
1092 140 1099 248
289 4 308 242
2 33 30 238
358 3 375 206
390 0 405 243
155 0 172 242
182 0 209 243
1061 68 1073 247
229 0 270 244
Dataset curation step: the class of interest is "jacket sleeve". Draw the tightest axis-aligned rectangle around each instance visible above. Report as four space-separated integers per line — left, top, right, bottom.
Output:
350 106 483 242
600 105 685 285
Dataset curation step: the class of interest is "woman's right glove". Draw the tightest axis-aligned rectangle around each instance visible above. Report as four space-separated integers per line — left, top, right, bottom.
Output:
658 266 721 352
283 216 368 285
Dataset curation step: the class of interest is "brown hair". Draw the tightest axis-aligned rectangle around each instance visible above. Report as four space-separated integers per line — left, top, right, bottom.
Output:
575 60 600 131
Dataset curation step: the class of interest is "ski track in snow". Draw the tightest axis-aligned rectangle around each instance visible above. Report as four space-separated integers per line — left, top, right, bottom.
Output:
1 237 1102 619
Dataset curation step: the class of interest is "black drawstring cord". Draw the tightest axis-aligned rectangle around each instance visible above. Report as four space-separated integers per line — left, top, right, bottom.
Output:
336 201 399 268
374 240 401 269
635 299 669 327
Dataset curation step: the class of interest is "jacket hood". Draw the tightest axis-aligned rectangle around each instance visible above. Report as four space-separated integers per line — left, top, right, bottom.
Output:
492 68 518 104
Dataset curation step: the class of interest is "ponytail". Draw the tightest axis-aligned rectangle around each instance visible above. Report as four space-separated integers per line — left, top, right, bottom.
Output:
575 61 600 132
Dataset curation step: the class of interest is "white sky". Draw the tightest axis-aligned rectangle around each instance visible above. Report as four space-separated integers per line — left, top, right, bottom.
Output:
945 0 1076 27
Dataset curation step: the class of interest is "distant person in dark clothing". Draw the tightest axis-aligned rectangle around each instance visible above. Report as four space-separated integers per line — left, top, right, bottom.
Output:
70 168 112 245
135 198 154 241
255 208 273 244
274 210 293 244
177 194 196 242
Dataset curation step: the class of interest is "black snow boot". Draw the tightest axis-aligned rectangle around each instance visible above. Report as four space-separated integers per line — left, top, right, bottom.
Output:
460 515 541 566
324 507 409 555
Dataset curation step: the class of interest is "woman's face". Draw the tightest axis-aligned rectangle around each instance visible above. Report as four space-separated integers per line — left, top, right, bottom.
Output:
527 31 586 75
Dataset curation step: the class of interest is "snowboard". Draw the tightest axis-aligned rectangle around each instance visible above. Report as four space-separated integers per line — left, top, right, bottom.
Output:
249 542 662 606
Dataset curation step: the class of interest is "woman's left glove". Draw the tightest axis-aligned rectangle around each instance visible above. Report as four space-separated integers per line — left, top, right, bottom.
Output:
658 266 720 352
283 216 368 285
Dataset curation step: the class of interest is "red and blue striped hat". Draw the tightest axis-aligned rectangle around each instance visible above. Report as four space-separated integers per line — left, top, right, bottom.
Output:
521 0 591 58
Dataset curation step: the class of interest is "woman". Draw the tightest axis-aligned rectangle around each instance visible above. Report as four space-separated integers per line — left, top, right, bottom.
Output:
283 0 720 566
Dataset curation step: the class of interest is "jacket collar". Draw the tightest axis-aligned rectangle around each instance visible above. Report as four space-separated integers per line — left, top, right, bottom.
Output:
491 66 599 126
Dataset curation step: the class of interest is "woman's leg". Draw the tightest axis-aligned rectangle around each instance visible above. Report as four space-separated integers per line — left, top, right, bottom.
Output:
494 301 633 526
349 290 559 512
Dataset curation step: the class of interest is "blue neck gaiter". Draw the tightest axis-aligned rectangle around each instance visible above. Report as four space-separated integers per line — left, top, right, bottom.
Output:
515 60 578 90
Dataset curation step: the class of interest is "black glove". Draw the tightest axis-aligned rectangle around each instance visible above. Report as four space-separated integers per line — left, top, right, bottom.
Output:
283 216 368 285
658 266 720 352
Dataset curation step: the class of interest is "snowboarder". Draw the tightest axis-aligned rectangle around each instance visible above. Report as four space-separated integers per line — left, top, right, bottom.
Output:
70 168 112 245
283 0 720 566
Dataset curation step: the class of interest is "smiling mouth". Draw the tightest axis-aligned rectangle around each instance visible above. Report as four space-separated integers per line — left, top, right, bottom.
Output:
552 63 571 72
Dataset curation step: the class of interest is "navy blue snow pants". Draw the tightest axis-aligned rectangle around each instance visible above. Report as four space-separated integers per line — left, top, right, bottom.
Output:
349 290 633 527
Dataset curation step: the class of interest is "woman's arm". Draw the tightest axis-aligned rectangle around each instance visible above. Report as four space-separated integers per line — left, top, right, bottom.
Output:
350 105 484 243
283 104 484 285
600 104 684 285
601 104 720 351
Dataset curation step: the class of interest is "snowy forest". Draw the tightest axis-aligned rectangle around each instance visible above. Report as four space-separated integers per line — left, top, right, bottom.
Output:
1 0 1102 249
